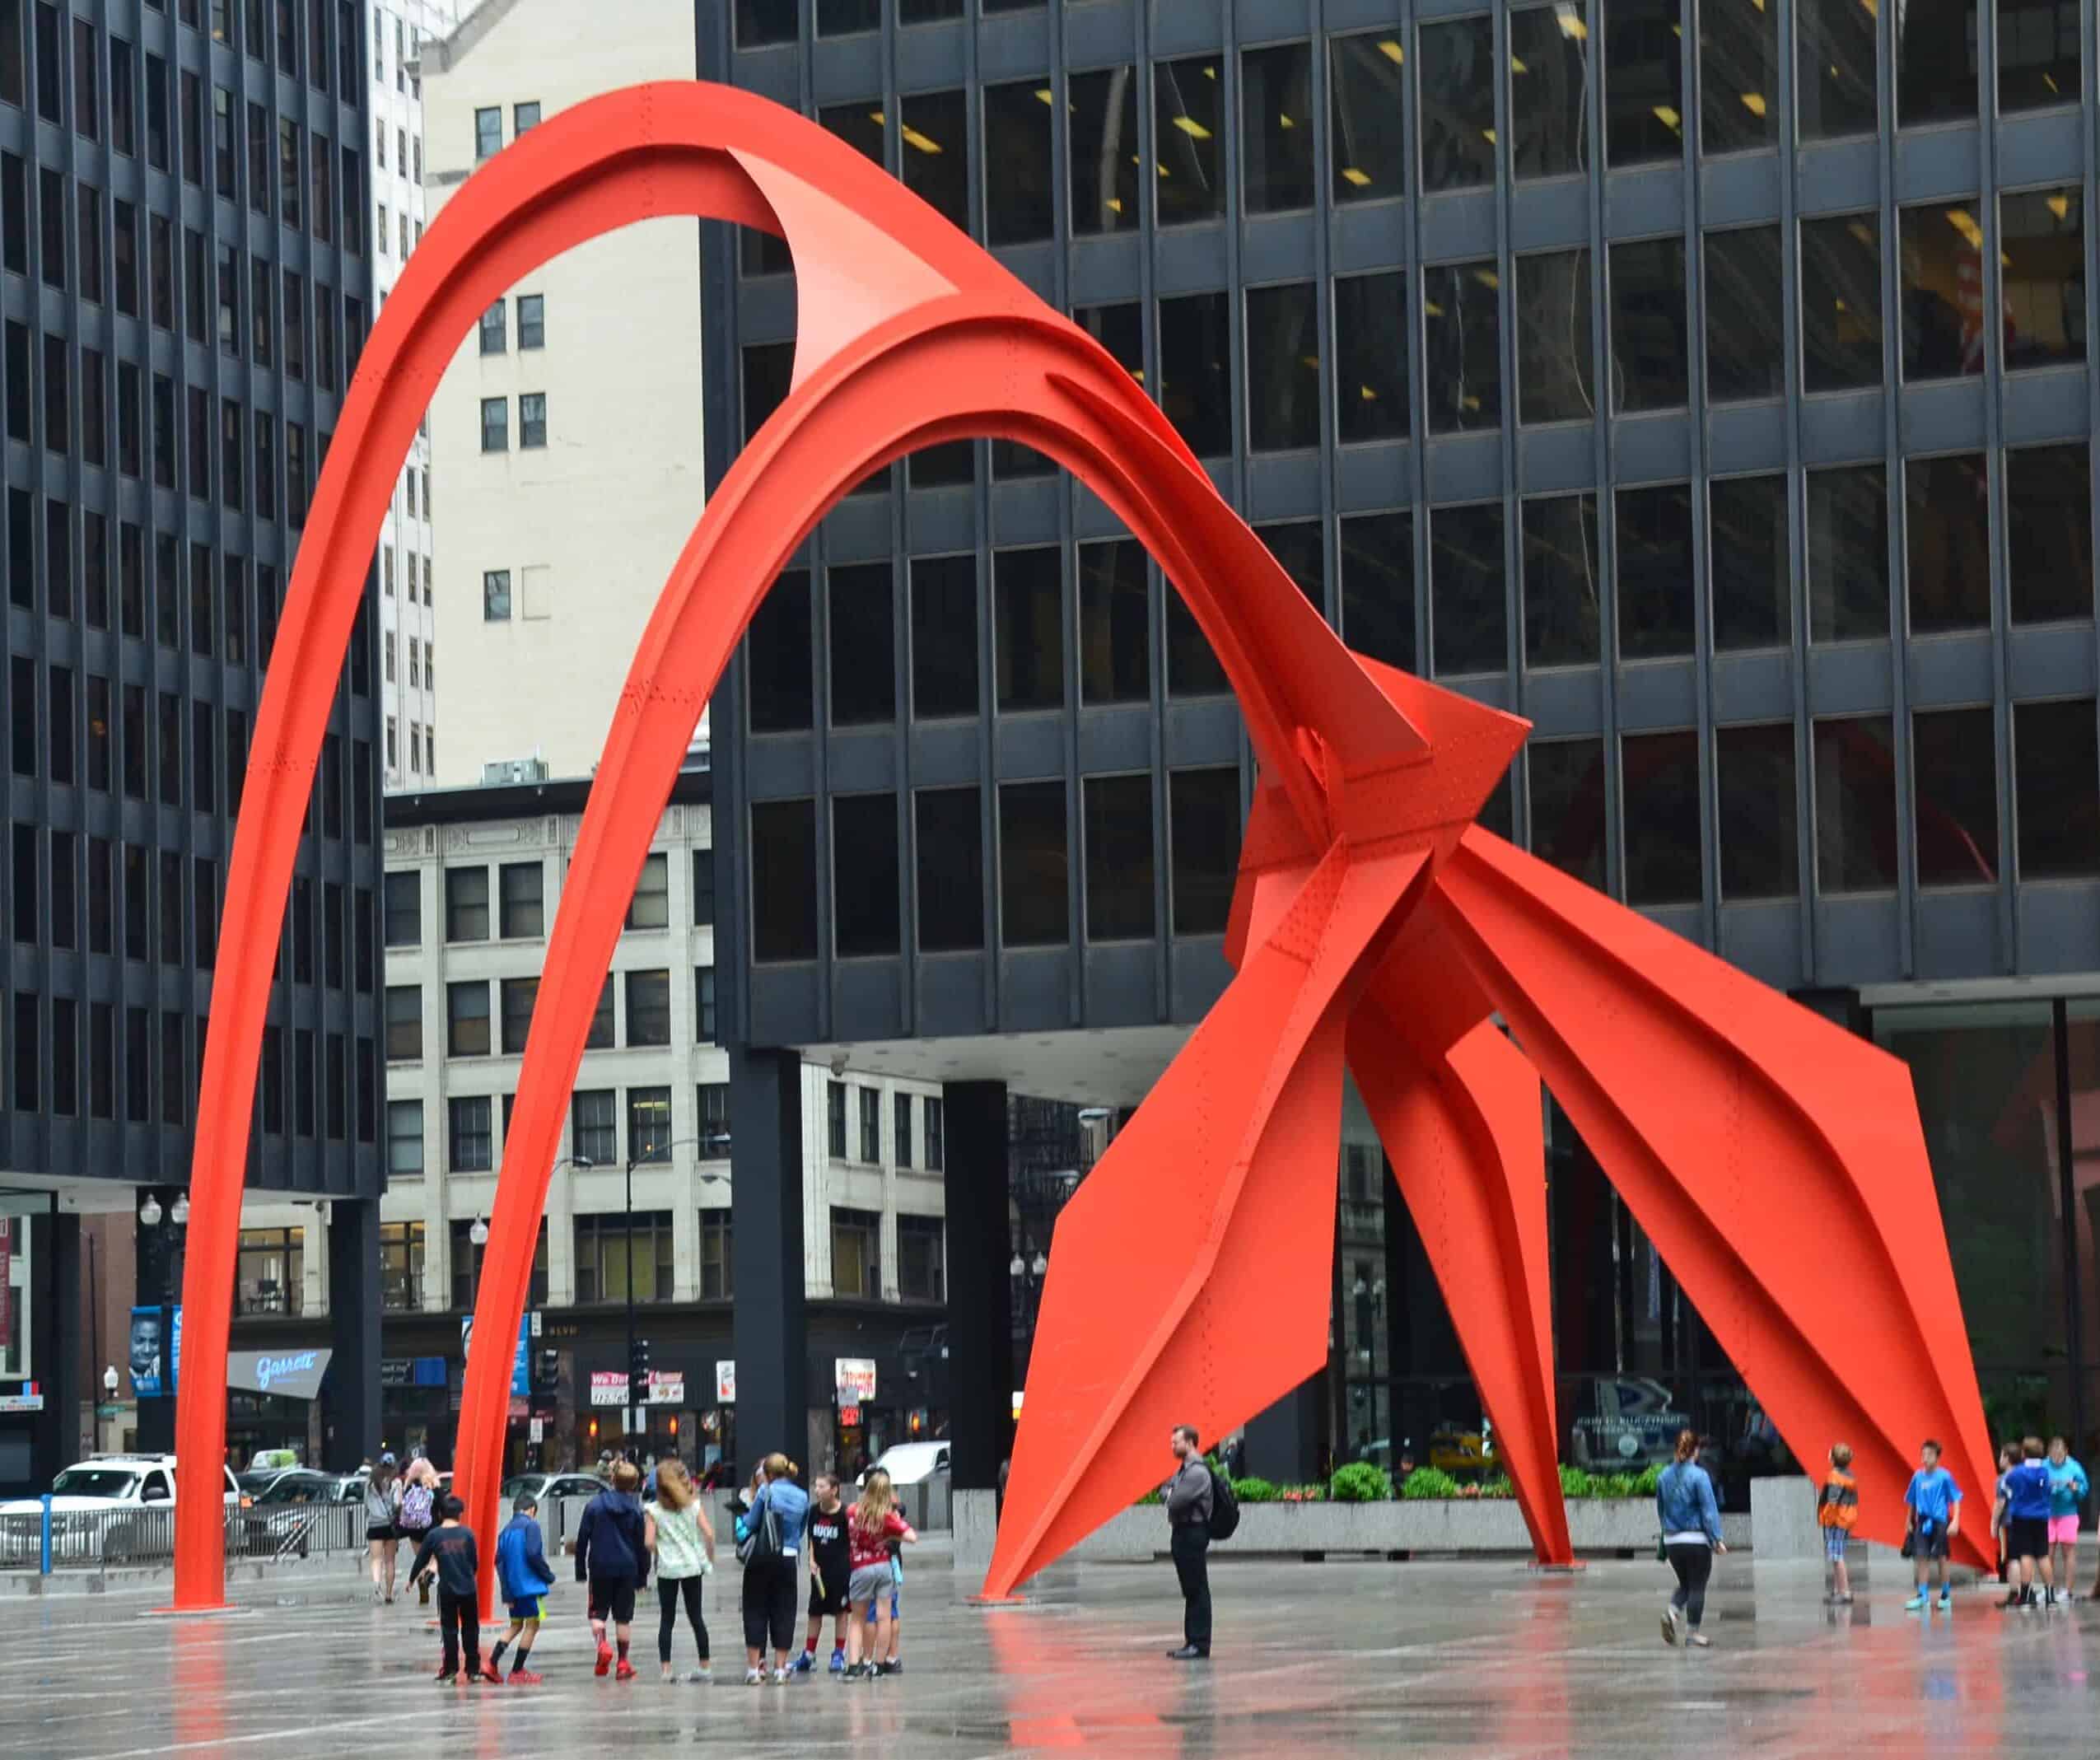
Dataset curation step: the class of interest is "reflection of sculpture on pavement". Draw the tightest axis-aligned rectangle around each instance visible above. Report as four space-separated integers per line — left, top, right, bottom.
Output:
167 82 1996 1611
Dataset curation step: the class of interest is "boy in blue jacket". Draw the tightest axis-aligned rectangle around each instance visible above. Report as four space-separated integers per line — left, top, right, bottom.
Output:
489 1491 556 1684
575 1461 651 1680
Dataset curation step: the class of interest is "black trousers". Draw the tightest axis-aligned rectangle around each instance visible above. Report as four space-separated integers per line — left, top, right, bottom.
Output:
658 1575 710 1664
1171 1523 1211 1652
740 1554 798 1654
1667 1543 1713 1629
437 1588 482 1676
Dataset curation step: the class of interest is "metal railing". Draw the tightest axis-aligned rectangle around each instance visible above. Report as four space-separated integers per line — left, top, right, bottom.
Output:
0 1499 374 1572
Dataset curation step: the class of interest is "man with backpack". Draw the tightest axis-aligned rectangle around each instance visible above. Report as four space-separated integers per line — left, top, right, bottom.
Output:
1164 1424 1230 1660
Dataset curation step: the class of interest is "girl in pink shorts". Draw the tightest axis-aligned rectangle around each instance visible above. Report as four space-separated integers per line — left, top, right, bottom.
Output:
2046 1436 2088 1602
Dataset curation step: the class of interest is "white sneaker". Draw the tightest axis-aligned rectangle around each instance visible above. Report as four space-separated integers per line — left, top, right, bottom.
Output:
743 1668 763 1685
771 1667 789 1684
685 1668 711 1683
1660 1607 1681 1646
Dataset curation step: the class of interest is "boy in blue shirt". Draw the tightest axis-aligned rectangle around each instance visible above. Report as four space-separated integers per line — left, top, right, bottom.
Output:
2046 1436 2087 1605
1903 1438 1962 1612
2001 1436 2056 1609
490 1491 556 1683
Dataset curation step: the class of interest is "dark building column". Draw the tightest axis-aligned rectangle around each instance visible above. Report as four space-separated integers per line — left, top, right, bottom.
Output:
1243 1375 1323 1482
943 1081 1011 1492
730 1045 805 1476
133 1191 182 1454
324 1199 381 1470
31 1207 82 1487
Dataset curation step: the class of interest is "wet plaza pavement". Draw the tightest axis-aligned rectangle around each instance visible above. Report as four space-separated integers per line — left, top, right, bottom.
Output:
5 1548 2099 1757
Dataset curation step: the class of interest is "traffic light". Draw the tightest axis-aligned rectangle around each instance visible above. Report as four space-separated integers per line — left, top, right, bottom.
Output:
628 1335 651 1396
534 1348 559 1392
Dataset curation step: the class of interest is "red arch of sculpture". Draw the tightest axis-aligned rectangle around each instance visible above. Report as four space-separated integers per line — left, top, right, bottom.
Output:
171 82 1995 1608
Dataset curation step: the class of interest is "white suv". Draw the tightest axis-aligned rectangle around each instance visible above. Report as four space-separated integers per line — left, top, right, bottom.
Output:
0 1454 250 1565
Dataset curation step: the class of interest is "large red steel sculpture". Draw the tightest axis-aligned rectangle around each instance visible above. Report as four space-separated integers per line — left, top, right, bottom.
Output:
171 82 1994 1608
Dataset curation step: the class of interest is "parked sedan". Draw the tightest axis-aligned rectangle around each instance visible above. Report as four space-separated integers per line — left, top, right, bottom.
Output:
500 1472 608 1510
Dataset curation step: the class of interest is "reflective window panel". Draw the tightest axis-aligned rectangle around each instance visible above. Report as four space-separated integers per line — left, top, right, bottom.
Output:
1997 0 2082 110
1800 212 1883 392
1422 260 1501 432
983 80 1053 246
1912 707 1999 886
1797 0 1879 138
1070 65 1140 235
833 793 901 957
828 563 894 726
1898 0 1979 126
1609 237 1688 413
1710 474 1789 651
911 554 978 719
1329 30 1407 203
749 570 814 733
1083 773 1155 941
1700 0 1780 154
1605 0 1686 168
1246 282 1321 453
916 787 984 953
1334 271 1408 445
899 91 966 231
1528 737 1607 887
999 780 1069 945
1902 201 1986 382
1510 4 1590 182
2006 443 2093 625
1617 482 1696 659
1716 722 1799 899
1340 510 1415 672
1154 55 1224 226
2014 699 2100 878
1622 731 1702 907
1905 452 1990 634
1704 226 1783 402
1158 292 1232 456
1169 767 1242 937
1813 715 1899 893
1077 539 1149 705
1255 520 1326 618
1805 464 1890 642
1241 42 1314 214
1418 16 1495 194
751 798 818 961
995 546 1065 712
1431 502 1506 676
1517 248 1594 425
1522 492 1602 668
2001 187 2085 371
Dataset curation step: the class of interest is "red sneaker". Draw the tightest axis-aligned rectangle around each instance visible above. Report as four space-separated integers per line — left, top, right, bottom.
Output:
614 1660 637 1682
478 1664 502 1684
509 1669 544 1686
595 1642 613 1678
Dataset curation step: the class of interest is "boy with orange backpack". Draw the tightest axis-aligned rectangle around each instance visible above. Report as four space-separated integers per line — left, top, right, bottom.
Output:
1818 1442 1858 1604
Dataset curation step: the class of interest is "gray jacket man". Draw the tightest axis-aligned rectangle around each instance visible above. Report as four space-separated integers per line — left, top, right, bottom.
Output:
1164 1425 1212 1659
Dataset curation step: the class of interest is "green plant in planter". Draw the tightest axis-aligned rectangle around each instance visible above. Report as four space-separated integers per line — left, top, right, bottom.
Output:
1631 1463 1662 1496
1477 1473 1514 1499
1230 1475 1279 1504
1330 1462 1393 1502
1400 1465 1464 1501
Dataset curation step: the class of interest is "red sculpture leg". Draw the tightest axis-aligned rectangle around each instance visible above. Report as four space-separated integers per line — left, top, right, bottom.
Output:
982 843 1433 1597
1427 827 1996 1566
1349 1002 1570 1565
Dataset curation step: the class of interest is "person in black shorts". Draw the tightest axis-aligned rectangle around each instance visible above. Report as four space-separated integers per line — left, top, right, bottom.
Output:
792 1473 852 1674
575 1460 651 1679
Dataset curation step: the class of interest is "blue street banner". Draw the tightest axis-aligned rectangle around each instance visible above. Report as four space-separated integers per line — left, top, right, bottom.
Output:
128 1305 180 1397
460 1311 532 1398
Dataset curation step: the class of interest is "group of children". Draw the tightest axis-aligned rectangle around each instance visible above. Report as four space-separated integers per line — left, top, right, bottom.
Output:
404 1459 914 1688
1814 1434 2091 1614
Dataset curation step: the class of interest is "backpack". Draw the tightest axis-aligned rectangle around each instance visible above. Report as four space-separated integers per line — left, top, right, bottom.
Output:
1206 1472 1239 1542
400 1482 434 1530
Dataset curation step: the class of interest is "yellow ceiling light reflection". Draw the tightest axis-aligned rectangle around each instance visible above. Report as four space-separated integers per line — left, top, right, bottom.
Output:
1279 113 1296 129
1555 5 1589 38
1378 39 1405 64
1473 268 1501 289
1834 298 1848 312
1360 385 1378 401
1463 394 1482 411
1034 88 1053 105
1847 219 1875 247
902 125 943 155
1424 299 1446 317
1482 127 1498 144
1300 354 1322 370
1171 114 1213 141
1654 105 1682 131
1858 0 1876 15
869 110 885 126
2046 192 2071 220
1104 197 1123 213
1342 166 1373 188
1944 208 1983 250
1740 91 1767 117
1512 55 1530 74
1203 63 1216 79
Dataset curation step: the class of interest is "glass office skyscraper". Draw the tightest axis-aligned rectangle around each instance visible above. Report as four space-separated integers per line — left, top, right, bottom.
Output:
0 0 381 1489
705 1 2100 1489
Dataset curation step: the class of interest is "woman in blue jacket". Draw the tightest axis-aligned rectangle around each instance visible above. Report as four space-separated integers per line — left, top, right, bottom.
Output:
575 1460 651 1680
733 1452 810 1684
1656 1429 1726 1647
